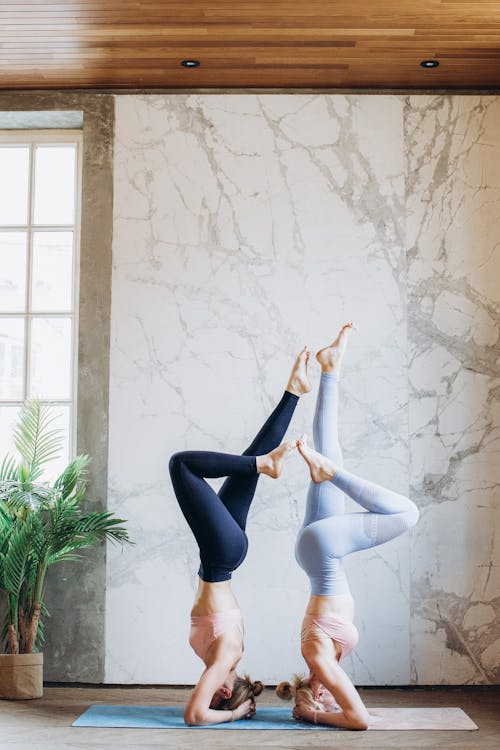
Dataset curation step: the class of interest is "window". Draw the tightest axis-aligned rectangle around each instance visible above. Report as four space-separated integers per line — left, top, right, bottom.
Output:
0 131 82 479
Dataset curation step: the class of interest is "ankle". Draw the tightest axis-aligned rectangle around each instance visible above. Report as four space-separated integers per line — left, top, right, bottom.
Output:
256 454 273 475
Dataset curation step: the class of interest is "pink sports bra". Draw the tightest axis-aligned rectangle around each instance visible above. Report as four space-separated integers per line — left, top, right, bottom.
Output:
189 608 244 662
301 613 359 660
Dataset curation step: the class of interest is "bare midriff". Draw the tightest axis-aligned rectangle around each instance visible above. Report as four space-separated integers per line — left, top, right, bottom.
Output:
305 592 355 622
191 578 240 617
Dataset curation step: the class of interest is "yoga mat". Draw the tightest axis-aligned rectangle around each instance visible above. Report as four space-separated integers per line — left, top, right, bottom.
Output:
72 705 478 730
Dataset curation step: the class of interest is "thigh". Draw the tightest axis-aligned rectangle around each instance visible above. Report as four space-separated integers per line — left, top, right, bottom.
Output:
217 474 259 530
303 481 345 527
169 454 246 564
306 510 415 559
297 513 370 561
217 391 298 526
295 522 350 596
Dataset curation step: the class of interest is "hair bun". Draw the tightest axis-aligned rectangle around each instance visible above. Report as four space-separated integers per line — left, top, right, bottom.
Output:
275 680 293 701
251 680 264 697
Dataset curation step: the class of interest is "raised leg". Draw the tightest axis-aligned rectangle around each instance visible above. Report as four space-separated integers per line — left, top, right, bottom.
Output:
313 373 343 463
298 439 419 555
217 346 310 528
303 372 345 526
217 391 298 528
302 321 355 528
330 467 419 551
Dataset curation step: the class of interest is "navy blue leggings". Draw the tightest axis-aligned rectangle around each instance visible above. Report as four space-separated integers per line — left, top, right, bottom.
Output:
169 391 298 582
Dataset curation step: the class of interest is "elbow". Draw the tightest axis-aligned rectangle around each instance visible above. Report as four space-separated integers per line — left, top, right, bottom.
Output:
351 717 368 731
183 709 207 726
347 710 369 731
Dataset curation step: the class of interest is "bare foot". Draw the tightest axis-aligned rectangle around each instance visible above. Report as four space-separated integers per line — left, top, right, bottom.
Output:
297 434 337 483
315 322 356 374
286 346 311 397
256 440 297 478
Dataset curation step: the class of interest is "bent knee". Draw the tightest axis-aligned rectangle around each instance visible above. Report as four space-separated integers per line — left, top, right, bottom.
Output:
168 451 187 477
406 501 419 529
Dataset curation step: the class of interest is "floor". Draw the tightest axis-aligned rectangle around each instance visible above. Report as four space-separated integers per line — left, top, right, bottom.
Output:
1 686 499 750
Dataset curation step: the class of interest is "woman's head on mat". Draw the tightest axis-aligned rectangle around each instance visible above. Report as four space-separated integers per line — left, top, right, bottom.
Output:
208 668 237 708
211 673 264 710
276 674 325 711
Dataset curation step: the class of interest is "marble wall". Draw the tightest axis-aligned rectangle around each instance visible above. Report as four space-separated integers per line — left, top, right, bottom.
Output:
106 94 500 685
407 96 500 684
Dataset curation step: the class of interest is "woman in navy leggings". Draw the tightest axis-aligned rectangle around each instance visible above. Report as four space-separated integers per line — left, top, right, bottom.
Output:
169 348 310 725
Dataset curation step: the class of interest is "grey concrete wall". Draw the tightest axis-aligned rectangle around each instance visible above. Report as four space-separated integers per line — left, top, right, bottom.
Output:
0 93 114 682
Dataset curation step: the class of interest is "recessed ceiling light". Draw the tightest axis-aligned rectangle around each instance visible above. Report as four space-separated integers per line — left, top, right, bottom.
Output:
181 60 200 68
420 59 439 68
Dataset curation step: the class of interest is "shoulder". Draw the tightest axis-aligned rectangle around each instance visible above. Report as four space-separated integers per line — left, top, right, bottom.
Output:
304 643 345 686
302 636 337 665
206 631 243 667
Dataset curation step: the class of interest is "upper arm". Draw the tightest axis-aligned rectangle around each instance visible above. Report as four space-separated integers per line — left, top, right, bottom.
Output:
184 662 229 725
309 649 369 728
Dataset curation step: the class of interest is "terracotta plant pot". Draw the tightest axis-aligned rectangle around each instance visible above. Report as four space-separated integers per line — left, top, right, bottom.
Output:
0 653 43 700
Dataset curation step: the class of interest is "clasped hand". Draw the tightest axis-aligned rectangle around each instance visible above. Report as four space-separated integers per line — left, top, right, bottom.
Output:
292 702 311 722
232 699 256 721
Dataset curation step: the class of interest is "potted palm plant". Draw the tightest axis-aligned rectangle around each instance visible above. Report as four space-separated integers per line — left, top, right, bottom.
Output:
0 400 131 699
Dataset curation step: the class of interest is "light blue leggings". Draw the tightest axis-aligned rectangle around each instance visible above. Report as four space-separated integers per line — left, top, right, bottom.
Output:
295 372 419 596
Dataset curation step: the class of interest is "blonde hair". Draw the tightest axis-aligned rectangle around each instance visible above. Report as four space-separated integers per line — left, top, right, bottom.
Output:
275 674 324 712
221 673 264 711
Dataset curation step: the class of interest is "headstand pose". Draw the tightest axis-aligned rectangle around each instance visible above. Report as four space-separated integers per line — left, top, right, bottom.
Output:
276 323 419 730
169 349 310 726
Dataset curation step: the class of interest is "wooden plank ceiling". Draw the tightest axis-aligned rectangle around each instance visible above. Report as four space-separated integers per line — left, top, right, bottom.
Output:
1 1 499 90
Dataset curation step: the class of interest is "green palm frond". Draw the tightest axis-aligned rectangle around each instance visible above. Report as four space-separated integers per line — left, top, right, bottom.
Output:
0 455 19 482
47 512 131 559
22 517 45 596
54 455 89 499
68 481 87 510
46 546 84 565
14 400 63 481
73 512 131 544
0 503 13 538
0 484 56 514
0 506 14 589
1 518 35 597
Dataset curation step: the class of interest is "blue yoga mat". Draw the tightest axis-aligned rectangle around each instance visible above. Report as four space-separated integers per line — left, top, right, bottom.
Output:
72 705 334 730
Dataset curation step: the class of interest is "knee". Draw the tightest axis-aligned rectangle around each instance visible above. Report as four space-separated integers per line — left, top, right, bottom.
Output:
168 451 186 477
406 501 419 529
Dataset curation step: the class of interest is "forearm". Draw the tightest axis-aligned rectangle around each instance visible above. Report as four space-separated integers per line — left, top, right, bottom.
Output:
184 707 235 726
302 707 368 730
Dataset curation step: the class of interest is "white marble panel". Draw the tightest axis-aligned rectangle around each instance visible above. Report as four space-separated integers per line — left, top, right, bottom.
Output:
407 95 500 684
106 94 410 685
106 93 500 687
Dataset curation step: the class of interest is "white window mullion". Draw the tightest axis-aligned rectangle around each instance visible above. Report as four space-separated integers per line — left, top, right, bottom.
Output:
24 142 35 403
0 130 82 473
70 139 82 459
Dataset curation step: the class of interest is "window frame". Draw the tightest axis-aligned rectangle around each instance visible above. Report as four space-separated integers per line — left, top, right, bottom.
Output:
0 129 83 462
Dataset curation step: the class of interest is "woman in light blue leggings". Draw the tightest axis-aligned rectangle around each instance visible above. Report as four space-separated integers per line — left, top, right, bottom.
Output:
276 323 419 730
